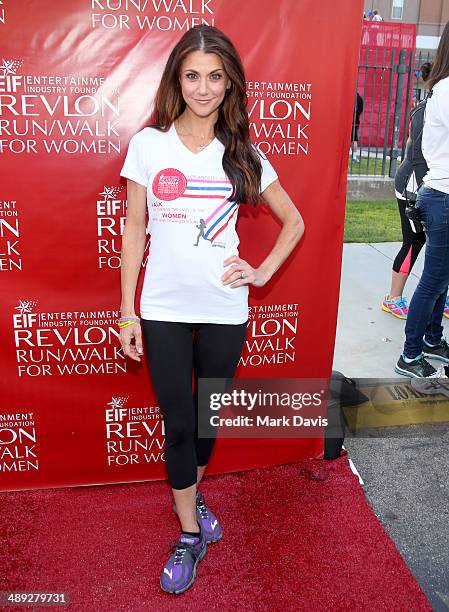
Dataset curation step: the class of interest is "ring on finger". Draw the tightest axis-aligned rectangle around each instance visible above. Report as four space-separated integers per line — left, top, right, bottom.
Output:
240 270 245 279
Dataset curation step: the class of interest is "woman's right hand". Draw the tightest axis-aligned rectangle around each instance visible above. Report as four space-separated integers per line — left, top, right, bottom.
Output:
120 322 144 362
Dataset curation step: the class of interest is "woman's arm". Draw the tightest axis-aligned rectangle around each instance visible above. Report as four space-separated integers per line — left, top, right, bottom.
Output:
120 178 147 361
221 179 304 288
410 107 428 179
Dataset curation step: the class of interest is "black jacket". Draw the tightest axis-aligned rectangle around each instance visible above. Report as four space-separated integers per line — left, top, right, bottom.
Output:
395 100 428 196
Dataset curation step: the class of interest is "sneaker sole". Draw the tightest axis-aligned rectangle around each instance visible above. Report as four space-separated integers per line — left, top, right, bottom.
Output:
381 304 407 320
160 542 208 595
422 351 449 364
394 365 428 378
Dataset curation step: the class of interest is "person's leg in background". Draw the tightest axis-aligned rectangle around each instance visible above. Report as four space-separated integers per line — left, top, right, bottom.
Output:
350 124 359 163
396 188 449 377
383 197 426 319
423 287 448 347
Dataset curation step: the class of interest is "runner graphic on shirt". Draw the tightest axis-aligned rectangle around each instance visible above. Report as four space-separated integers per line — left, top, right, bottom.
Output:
194 219 212 246
191 198 239 248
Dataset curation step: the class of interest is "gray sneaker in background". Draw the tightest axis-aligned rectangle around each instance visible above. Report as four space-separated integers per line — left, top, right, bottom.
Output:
410 364 449 397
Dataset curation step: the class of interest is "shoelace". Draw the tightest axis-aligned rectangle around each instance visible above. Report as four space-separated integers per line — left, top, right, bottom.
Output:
173 545 186 565
170 541 199 565
396 297 408 310
196 494 209 519
428 364 449 379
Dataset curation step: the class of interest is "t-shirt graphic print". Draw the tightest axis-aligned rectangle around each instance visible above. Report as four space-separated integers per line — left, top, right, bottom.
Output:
151 168 236 249
120 124 278 324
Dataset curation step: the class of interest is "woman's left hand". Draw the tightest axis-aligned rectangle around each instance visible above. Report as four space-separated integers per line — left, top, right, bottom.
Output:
221 255 268 288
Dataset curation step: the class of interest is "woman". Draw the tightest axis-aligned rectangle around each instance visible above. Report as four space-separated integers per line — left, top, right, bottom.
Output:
395 21 449 378
350 91 363 163
118 25 304 594
381 63 431 321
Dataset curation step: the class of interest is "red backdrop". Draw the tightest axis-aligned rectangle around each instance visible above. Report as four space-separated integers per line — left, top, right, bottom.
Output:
0 0 363 491
358 21 417 148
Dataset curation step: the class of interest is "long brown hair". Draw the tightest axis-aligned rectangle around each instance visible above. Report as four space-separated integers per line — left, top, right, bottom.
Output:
150 25 262 205
427 21 449 91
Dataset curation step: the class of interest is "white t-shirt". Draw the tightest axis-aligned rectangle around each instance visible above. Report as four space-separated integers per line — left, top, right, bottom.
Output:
422 76 449 194
120 124 278 324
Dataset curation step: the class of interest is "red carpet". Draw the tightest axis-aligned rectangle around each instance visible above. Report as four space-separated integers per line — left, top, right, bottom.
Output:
1 454 431 611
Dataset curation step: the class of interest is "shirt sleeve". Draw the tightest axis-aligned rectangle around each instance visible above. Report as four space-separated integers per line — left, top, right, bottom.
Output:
120 131 149 188
254 145 278 193
435 81 449 131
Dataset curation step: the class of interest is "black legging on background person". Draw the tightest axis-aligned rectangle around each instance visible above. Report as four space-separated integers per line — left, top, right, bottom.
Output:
382 94 429 320
391 195 426 276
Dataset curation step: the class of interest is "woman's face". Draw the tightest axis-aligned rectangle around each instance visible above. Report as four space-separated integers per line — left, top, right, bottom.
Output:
179 50 230 118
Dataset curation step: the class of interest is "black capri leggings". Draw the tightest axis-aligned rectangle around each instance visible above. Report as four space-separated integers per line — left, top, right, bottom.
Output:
141 319 247 490
393 197 426 275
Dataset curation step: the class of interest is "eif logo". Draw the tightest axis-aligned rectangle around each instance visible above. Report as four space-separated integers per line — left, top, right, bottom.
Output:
13 299 39 327
99 186 123 201
106 396 129 417
0 59 24 92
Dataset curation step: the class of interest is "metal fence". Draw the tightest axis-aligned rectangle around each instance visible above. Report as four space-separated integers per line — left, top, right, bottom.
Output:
349 49 435 178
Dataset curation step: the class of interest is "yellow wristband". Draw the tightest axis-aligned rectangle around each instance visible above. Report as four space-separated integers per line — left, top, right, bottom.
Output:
118 320 136 329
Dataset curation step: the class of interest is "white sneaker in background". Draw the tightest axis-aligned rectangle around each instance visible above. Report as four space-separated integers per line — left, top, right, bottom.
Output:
428 364 449 378
410 364 449 397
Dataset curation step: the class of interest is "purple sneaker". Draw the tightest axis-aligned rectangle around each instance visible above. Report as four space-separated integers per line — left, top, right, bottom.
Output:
172 492 223 543
160 531 207 595
195 492 223 543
